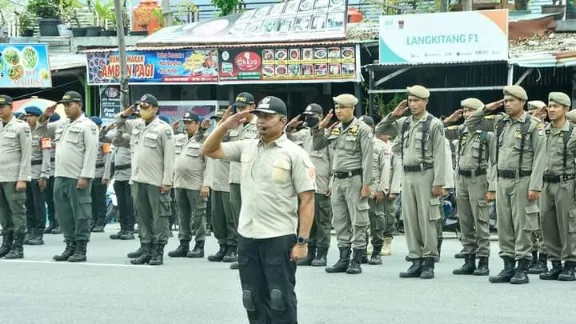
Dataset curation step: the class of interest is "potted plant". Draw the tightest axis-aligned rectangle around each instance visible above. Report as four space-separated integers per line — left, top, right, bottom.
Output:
95 0 115 36
68 10 87 36
542 0 566 20
27 0 61 36
18 11 35 37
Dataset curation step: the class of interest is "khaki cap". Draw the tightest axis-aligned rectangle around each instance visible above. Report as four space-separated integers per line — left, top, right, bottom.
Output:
333 94 358 106
527 100 546 110
548 92 571 107
406 85 430 99
460 98 484 110
503 85 528 101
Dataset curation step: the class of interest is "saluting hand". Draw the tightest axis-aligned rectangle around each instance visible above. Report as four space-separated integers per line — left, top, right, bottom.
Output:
291 244 308 262
77 178 88 190
528 190 540 201
286 115 303 132
220 109 253 130
392 100 408 117
484 99 504 111
200 119 211 129
443 109 463 125
15 181 26 192
121 105 136 117
319 110 334 129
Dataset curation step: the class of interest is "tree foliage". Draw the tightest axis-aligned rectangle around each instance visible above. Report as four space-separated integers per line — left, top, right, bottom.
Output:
211 0 240 16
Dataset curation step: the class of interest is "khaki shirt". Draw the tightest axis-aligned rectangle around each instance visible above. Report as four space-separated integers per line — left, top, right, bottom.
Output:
42 116 99 179
197 131 231 192
443 138 455 189
221 134 316 239
465 108 546 191
226 116 259 184
389 147 402 194
371 137 390 194
174 134 208 190
95 142 112 179
544 121 576 176
30 124 51 180
113 146 132 182
288 127 333 194
312 117 373 186
376 112 446 187
0 117 32 182
115 114 175 187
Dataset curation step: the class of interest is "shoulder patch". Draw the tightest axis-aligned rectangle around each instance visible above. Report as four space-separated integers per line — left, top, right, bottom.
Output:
91 125 97 134
330 127 341 137
485 115 494 120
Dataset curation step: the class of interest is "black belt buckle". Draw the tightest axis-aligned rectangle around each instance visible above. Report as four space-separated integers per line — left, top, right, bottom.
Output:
563 174 576 182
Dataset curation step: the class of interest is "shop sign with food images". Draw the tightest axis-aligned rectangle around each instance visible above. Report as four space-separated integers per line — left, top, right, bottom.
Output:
0 44 52 88
87 49 219 85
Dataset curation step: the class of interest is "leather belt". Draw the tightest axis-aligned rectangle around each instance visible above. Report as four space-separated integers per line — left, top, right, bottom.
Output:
50 157 55 163
31 160 43 166
334 169 362 179
404 163 433 172
95 163 105 168
458 169 487 177
497 170 532 179
543 174 576 183
114 164 131 171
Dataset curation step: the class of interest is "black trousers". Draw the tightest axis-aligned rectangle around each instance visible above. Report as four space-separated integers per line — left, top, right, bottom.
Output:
91 178 107 227
45 176 57 227
238 234 298 324
114 180 135 231
205 189 212 230
26 179 46 232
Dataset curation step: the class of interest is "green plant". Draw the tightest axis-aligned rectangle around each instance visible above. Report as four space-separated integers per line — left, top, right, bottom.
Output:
94 0 113 28
18 11 35 31
108 0 130 30
59 0 82 25
211 0 240 16
27 0 60 19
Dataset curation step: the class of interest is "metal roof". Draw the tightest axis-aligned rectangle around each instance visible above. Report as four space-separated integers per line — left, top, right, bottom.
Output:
49 53 87 71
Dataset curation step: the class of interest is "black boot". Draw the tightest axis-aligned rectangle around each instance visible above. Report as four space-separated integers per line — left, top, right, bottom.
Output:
325 247 351 273
148 243 165 266
130 243 152 265
540 260 562 280
230 262 239 270
168 240 190 258
208 244 227 262
127 243 145 258
222 245 237 262
420 257 435 279
120 216 136 240
346 249 363 274
43 225 54 234
92 224 105 233
434 238 443 262
473 257 490 276
23 231 33 245
528 250 538 268
28 231 44 245
110 230 126 240
558 261 576 281
51 227 62 234
68 240 87 262
528 253 548 274
361 248 369 264
453 254 476 275
510 258 530 284
368 245 383 265
0 232 13 258
400 259 422 278
120 231 135 240
454 250 466 259
187 240 205 258
296 245 315 266
311 248 328 267
4 233 25 259
53 240 76 262
489 257 516 283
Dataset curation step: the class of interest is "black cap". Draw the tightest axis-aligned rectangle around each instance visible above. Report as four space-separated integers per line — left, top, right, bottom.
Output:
58 91 83 103
210 109 226 119
140 94 159 107
302 103 322 115
359 115 375 127
0 95 13 106
254 96 287 116
233 92 255 107
183 111 200 122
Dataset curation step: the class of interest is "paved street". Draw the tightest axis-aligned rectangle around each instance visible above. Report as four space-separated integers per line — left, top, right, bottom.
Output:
0 226 574 324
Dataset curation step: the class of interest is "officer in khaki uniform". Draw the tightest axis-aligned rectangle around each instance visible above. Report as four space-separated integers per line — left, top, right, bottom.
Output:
89 116 112 233
465 85 546 284
23 106 51 246
286 103 333 267
0 95 32 259
539 92 576 281
442 98 496 276
313 94 374 275
168 111 209 259
116 94 175 266
376 85 446 279
44 113 61 235
39 91 99 262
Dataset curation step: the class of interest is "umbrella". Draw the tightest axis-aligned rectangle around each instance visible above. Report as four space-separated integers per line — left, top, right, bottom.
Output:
12 97 66 117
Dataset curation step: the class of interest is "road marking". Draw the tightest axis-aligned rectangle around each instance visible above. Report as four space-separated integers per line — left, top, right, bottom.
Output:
0 259 155 268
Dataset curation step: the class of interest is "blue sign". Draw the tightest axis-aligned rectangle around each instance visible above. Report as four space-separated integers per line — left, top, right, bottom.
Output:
0 43 52 88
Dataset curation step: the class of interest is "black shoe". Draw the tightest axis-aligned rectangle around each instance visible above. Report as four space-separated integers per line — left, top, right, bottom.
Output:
130 244 152 265
110 231 126 240
296 246 316 266
208 244 227 262
558 261 576 281
420 257 435 279
346 249 363 274
187 241 205 258
453 254 476 275
489 257 516 283
23 232 33 245
92 225 105 233
51 227 62 235
325 247 351 273
473 257 490 276
28 232 44 245
43 226 54 234
4 233 25 259
540 260 562 280
53 240 76 262
368 245 383 265
127 244 145 259
230 262 239 270
400 259 422 278
361 249 369 264
510 259 530 284
222 245 237 263
120 231 135 240
311 248 328 267
148 243 165 266
528 253 548 274
0 232 13 258
68 240 87 262
168 240 190 258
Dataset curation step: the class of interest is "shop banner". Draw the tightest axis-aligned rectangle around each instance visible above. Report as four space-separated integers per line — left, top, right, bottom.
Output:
219 45 358 83
87 49 219 85
99 85 122 124
379 10 508 65
0 44 52 88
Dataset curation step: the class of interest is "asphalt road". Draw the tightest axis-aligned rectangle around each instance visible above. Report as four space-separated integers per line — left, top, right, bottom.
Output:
0 226 574 324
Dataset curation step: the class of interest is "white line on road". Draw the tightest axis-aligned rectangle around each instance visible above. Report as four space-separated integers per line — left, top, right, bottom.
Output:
0 259 155 268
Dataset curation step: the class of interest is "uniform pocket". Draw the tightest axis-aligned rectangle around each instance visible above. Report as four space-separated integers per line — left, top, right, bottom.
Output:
477 199 491 223
77 196 92 220
344 135 357 151
67 129 81 144
355 199 370 226
143 133 159 148
175 143 184 154
523 203 540 231
429 197 442 221
186 143 201 157
471 142 482 159
159 194 172 217
569 209 576 234
272 160 291 183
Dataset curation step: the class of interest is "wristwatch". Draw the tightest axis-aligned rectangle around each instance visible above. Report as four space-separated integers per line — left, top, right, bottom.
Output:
297 236 309 245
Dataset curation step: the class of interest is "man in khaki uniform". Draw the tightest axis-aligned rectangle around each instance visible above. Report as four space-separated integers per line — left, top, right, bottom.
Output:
465 85 546 284
23 106 51 246
89 116 112 233
39 91 99 262
376 85 446 279
44 113 61 235
0 95 31 259
286 103 333 267
313 94 373 275
116 94 175 266
539 92 576 281
442 98 496 276
169 111 209 258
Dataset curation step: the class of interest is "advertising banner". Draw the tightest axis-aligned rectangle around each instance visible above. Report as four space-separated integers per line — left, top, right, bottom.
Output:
0 44 52 88
87 49 219 85
379 10 508 65
99 85 122 124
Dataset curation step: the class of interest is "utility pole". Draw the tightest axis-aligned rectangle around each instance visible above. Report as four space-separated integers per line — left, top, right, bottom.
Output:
113 0 129 109
161 0 174 27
